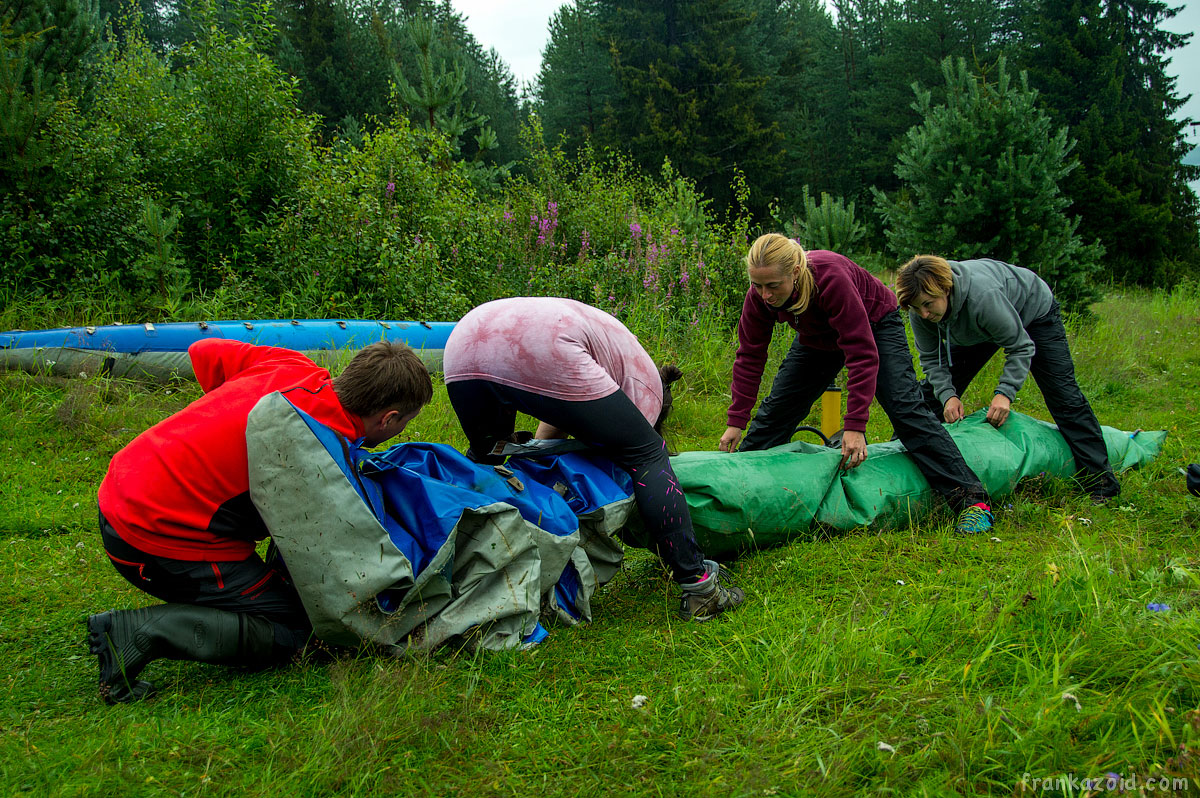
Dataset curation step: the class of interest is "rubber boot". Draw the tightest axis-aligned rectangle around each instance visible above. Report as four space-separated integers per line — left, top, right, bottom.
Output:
87 604 284 704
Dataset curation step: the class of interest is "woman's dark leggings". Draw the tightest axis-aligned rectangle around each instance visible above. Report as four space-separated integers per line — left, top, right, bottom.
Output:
445 380 706 583
740 310 987 513
917 301 1120 498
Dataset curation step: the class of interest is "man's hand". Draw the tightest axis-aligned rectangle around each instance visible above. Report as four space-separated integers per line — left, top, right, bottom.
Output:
719 426 744 452
839 430 867 470
943 396 965 423
987 394 1012 428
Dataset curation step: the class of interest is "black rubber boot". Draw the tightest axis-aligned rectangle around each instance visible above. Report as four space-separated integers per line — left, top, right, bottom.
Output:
87 604 284 704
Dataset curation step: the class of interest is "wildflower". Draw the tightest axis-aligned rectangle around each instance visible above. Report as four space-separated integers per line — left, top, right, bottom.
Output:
547 201 558 216
503 210 513 222
679 268 690 287
1147 603 1170 612
385 180 396 198
630 222 642 236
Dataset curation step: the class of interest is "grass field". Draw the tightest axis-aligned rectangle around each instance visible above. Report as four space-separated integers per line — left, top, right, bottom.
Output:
2 285 1199 796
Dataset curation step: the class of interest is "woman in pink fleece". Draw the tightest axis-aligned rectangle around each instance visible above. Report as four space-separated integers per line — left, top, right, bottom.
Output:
443 296 744 621
721 233 992 534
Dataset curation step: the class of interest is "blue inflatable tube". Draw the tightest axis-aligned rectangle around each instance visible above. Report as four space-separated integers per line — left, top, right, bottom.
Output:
1 319 454 354
0 319 455 381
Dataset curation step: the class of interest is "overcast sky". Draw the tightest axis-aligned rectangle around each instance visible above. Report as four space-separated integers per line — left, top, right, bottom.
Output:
449 0 1200 146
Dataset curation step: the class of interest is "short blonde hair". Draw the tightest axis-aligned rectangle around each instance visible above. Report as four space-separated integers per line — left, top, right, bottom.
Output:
895 254 954 310
745 233 816 314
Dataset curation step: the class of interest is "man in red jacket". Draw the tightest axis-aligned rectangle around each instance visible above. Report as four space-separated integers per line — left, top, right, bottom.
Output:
88 339 432 703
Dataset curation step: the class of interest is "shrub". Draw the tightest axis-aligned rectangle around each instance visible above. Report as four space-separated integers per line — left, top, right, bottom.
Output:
258 116 479 318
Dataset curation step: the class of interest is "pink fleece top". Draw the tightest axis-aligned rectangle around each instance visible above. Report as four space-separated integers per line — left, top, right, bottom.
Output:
443 297 664 425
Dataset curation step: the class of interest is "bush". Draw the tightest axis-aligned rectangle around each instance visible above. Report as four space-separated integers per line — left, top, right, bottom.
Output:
258 116 480 318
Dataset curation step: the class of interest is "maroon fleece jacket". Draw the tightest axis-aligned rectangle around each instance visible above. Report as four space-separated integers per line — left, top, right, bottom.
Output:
727 250 898 433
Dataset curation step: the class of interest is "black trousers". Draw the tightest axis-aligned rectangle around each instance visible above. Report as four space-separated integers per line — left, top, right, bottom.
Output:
98 511 311 651
741 310 986 513
445 380 707 583
918 301 1120 498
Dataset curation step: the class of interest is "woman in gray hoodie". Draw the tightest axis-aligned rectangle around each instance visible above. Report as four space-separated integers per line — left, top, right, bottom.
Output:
895 255 1120 503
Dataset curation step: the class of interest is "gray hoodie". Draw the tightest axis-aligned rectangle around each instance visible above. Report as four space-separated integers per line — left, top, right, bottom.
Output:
909 258 1054 405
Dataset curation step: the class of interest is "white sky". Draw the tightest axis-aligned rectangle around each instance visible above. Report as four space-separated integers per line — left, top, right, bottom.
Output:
450 0 1200 143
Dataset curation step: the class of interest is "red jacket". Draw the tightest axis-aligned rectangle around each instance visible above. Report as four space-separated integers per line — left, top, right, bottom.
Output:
728 250 897 433
97 340 364 561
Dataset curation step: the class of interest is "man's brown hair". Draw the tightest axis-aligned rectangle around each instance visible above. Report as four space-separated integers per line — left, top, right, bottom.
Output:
333 341 433 418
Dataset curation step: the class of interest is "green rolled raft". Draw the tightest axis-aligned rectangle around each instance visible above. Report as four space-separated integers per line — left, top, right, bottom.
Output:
670 410 1164 557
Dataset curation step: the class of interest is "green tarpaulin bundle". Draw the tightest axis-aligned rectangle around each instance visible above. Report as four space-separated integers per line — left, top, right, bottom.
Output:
671 410 1165 557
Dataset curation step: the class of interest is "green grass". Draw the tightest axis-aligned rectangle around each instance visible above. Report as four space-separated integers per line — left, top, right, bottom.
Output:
2 285 1200 796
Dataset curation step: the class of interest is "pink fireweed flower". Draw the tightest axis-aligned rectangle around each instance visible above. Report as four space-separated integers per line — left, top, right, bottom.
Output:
385 181 396 198
679 268 689 287
503 210 513 222
547 201 558 216
629 222 642 237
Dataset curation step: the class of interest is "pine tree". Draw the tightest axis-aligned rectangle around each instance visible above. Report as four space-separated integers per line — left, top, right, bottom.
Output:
1019 0 1199 284
837 0 1018 198
536 0 620 155
754 0 854 205
875 56 1103 312
593 0 782 211
1 0 99 194
274 0 392 135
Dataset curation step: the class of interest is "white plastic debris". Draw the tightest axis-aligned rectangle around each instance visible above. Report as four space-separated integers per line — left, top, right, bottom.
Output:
631 695 648 709
877 741 896 753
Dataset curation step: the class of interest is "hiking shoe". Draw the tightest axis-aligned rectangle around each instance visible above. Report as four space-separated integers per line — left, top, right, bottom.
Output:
678 560 745 622
954 503 994 535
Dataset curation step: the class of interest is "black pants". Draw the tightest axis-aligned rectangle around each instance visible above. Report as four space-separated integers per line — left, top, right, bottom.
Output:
741 310 986 513
918 301 1120 498
98 511 311 651
445 380 707 583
